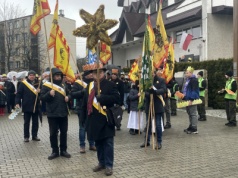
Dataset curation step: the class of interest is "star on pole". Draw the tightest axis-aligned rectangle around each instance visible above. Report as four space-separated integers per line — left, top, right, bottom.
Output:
73 5 118 49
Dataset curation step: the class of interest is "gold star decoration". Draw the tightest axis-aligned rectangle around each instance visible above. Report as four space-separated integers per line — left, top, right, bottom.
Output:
73 5 118 49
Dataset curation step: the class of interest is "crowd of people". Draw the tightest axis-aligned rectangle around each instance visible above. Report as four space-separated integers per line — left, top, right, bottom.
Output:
0 64 236 176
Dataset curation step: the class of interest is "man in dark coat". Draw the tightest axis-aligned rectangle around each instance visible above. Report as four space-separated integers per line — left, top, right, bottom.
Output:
111 68 124 130
70 70 96 153
140 70 166 149
15 70 40 142
167 77 179 116
40 68 71 160
82 64 120 176
2 74 15 113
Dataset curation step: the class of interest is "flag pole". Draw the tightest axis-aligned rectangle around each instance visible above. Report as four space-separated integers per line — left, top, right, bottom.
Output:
96 41 101 113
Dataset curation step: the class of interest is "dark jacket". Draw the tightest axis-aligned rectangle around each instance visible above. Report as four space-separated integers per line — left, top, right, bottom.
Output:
15 79 39 113
112 78 124 106
4 81 15 98
167 79 179 98
83 78 120 141
183 75 199 101
144 76 167 114
0 90 7 106
40 68 69 118
124 80 131 93
129 87 139 111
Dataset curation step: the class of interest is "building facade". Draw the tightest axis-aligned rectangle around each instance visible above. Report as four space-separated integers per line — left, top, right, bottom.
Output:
0 12 76 74
112 0 233 68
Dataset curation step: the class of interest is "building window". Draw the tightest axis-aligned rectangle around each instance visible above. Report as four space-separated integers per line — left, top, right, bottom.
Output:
139 5 145 13
8 35 13 44
150 1 157 14
22 33 28 44
23 60 29 68
16 61 20 68
14 20 20 29
126 28 133 42
22 19 27 28
15 34 20 42
162 0 168 8
8 22 13 30
192 26 202 39
9 62 14 70
176 31 182 42
23 47 28 54
15 48 20 55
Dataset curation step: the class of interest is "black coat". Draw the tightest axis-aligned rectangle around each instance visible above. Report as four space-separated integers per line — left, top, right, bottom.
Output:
83 78 120 141
4 81 15 98
112 78 124 106
0 90 7 106
145 76 166 114
15 79 39 113
40 83 69 118
70 81 85 110
129 88 139 111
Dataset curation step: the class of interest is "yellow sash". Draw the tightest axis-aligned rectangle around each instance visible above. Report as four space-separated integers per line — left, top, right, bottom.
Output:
22 80 37 95
89 82 106 116
75 80 87 88
43 82 66 96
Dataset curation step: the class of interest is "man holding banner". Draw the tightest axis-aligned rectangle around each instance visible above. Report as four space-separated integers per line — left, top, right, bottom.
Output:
40 68 71 160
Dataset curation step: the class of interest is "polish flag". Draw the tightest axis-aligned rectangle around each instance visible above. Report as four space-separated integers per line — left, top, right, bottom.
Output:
179 32 193 51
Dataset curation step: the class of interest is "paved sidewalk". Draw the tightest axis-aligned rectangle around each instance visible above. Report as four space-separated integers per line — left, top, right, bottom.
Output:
0 110 238 178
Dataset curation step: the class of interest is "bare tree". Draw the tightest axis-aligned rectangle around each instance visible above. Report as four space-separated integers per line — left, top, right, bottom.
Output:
0 0 25 73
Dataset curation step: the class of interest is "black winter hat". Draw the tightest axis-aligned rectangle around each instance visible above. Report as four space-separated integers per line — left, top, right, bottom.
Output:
83 70 92 77
226 71 233 77
28 70 36 76
197 71 203 77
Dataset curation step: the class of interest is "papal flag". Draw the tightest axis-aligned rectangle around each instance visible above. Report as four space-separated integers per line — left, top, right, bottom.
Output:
163 42 175 84
138 15 155 109
48 0 58 49
100 42 111 64
30 0 51 35
128 60 139 82
153 0 168 68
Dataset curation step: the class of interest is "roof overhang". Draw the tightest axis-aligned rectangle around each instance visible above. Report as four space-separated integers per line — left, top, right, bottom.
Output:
212 5 233 15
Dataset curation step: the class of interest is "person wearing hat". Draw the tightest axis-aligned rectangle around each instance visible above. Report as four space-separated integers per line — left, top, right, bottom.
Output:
197 71 207 121
218 71 237 127
15 70 41 142
2 74 15 114
182 66 199 134
82 63 120 176
70 69 96 154
40 68 71 160
111 68 124 130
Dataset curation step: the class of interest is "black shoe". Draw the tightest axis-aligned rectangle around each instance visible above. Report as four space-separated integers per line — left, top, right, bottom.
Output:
140 142 150 148
227 122 237 127
157 143 162 149
60 151 71 158
105 167 113 176
164 123 171 129
93 164 106 172
24 138 29 142
116 127 121 131
187 128 198 134
171 113 177 116
48 153 59 160
225 122 231 126
198 118 207 121
32 137 40 141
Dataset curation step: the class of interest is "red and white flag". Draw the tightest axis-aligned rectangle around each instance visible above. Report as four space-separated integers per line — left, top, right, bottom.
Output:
179 32 193 51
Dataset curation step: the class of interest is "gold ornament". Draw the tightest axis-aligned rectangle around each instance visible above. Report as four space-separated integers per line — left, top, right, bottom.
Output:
73 5 118 49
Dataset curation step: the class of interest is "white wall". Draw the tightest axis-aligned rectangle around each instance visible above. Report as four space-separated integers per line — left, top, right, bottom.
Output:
212 0 233 7
207 14 233 59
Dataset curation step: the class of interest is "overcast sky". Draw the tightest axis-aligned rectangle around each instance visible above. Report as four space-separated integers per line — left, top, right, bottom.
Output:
2 0 123 57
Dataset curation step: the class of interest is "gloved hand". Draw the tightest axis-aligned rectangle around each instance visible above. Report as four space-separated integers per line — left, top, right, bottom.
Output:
149 88 154 94
96 94 104 103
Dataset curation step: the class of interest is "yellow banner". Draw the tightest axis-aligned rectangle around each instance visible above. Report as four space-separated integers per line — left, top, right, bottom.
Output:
48 0 58 49
54 29 70 74
100 42 111 64
30 0 51 35
128 61 139 82
164 42 175 83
